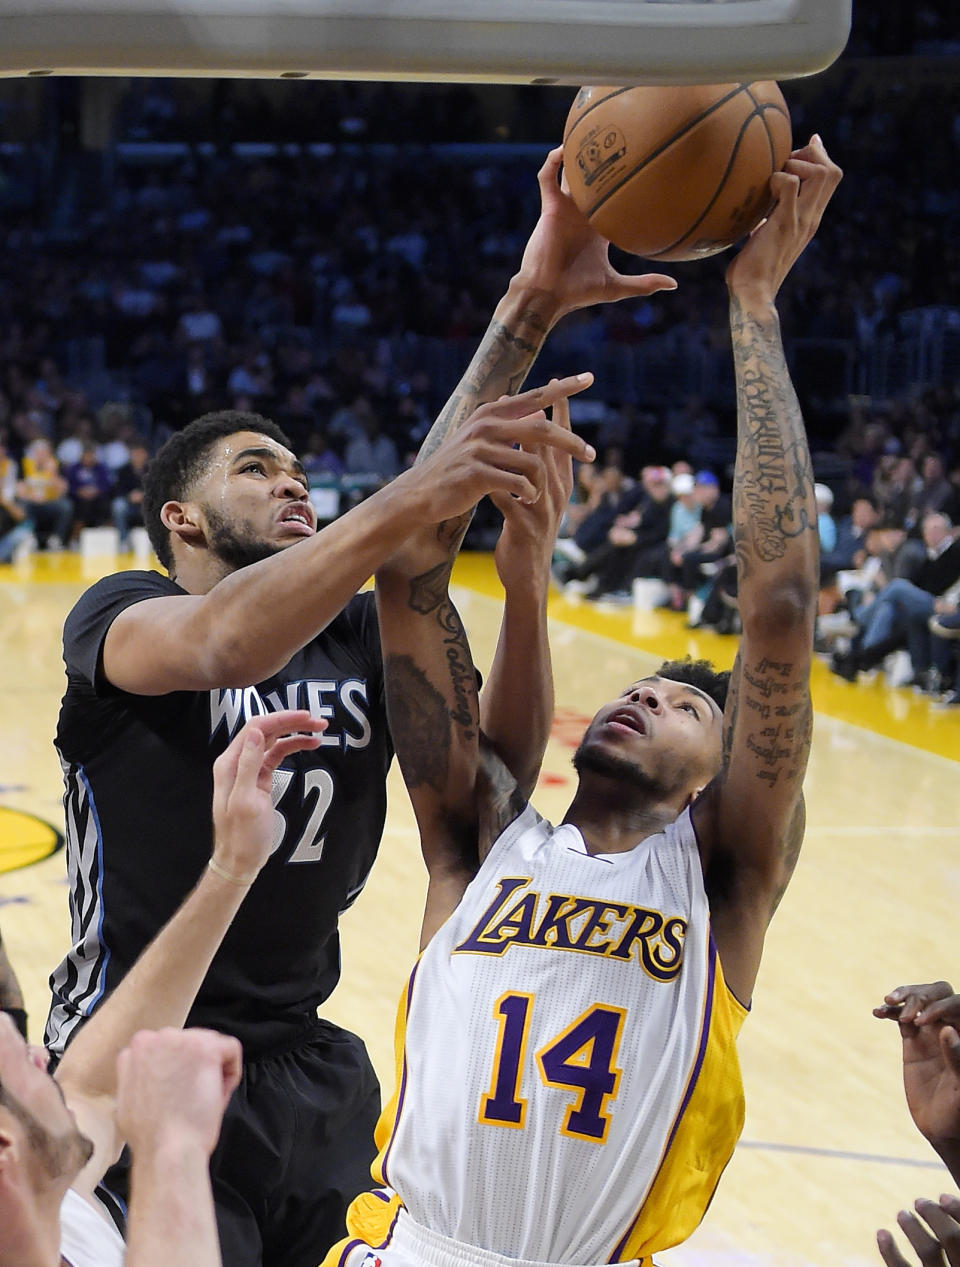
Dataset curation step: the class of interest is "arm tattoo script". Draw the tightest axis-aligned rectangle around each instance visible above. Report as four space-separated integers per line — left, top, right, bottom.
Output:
408 563 478 735
416 309 550 463
729 297 817 581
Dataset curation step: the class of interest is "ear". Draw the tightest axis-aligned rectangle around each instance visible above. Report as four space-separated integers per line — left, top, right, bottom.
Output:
160 499 205 549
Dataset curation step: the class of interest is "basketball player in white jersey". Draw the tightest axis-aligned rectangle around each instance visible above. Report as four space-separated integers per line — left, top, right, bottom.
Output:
325 135 842 1267
0 709 325 1267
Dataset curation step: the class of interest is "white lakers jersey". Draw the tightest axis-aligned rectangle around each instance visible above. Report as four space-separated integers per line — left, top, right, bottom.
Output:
329 804 746 1267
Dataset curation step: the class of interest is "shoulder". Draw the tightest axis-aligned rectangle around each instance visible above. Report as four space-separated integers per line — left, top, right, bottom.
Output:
67 570 181 627
63 570 183 684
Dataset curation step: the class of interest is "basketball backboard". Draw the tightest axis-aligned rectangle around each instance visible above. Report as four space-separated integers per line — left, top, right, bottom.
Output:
0 0 851 82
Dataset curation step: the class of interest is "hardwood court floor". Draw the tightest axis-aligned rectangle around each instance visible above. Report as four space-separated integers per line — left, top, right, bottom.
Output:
0 548 958 1266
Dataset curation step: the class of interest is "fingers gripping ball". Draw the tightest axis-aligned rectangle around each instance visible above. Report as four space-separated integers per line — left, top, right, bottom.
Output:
562 82 792 262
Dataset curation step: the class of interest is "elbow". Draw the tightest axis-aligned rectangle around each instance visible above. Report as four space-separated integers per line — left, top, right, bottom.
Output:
740 578 817 639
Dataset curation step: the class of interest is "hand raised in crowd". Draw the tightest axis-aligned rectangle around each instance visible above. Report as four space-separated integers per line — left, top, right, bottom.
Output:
725 134 843 303
877 1194 960 1267
875 982 960 1153
513 146 677 316
116 1027 243 1162
211 710 327 885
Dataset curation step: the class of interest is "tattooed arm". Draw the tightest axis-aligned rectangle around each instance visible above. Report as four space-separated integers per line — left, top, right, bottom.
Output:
416 148 675 796
378 382 595 946
692 136 842 1006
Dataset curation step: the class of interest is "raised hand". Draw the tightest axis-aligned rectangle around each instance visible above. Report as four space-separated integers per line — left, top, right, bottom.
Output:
116 1027 242 1161
875 982 960 1152
211 710 326 885
514 147 677 316
725 134 842 304
878 1194 960 1266
491 382 577 593
413 374 596 528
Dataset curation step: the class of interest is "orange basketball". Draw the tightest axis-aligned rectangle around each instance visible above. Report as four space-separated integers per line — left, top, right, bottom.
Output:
562 82 792 262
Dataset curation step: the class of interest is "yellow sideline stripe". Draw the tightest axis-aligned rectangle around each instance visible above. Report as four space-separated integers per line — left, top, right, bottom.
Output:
450 552 960 765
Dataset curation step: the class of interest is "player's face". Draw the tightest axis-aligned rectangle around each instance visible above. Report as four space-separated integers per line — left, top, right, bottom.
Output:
0 1016 93 1184
192 431 317 569
574 677 724 801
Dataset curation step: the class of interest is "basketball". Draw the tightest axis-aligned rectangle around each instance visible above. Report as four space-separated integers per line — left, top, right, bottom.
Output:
562 82 792 262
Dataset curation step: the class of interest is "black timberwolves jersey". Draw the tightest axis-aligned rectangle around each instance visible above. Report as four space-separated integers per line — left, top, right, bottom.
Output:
46 570 393 1056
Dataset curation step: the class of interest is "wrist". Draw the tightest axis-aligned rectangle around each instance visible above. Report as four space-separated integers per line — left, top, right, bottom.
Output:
728 284 779 316
501 275 565 327
207 855 258 887
130 1124 214 1171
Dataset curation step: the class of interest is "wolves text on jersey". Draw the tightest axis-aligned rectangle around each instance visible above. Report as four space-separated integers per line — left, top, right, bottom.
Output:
209 679 373 748
454 876 687 982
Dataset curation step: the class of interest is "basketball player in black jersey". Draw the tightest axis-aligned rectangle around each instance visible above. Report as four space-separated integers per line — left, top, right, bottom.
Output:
47 150 676 1267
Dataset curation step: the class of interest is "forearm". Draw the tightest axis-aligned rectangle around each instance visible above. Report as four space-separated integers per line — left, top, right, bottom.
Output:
126 1137 221 1267
56 869 246 1100
376 558 481 872
417 280 561 462
481 579 553 798
729 292 819 624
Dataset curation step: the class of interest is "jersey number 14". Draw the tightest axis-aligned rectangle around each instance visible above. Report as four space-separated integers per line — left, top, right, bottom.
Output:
479 992 626 1144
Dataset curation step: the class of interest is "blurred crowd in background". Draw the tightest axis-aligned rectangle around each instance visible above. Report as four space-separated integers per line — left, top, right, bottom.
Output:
0 0 957 699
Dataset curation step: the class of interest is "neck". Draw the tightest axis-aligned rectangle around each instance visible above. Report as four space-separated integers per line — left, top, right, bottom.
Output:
0 1184 67 1267
562 779 688 855
169 550 233 594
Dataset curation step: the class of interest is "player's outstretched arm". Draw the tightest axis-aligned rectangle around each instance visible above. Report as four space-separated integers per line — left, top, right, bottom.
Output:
377 381 592 944
119 1029 240 1267
877 1195 960 1267
413 149 674 796
875 981 960 1183
56 710 324 1201
480 386 579 795
691 136 842 1006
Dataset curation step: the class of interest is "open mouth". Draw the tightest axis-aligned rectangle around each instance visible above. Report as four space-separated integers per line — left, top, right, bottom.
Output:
606 707 647 736
278 506 315 534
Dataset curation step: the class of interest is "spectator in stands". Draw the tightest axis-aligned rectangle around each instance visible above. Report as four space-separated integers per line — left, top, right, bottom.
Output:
663 471 702 610
873 454 920 528
66 444 114 537
821 496 880 583
815 483 838 554
665 470 732 617
831 512 960 682
344 414 401 483
557 465 673 601
909 452 954 525
56 415 97 469
111 441 151 548
16 438 73 549
0 437 32 563
300 426 343 480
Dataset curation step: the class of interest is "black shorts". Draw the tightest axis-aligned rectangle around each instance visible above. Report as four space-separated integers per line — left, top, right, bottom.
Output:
106 1019 381 1267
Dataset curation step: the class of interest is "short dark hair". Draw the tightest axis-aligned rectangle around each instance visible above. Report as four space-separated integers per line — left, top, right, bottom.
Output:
657 657 730 712
142 410 291 572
